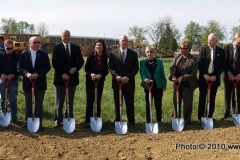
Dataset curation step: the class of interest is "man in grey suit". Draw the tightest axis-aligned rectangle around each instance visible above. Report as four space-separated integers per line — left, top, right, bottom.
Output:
109 35 139 126
222 33 240 119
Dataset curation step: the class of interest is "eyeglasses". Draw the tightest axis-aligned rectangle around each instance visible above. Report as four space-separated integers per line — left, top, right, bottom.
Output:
33 41 40 44
6 47 13 50
180 47 188 50
146 51 154 53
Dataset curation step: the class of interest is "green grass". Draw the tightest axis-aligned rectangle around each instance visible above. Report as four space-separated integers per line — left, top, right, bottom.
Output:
9 57 230 133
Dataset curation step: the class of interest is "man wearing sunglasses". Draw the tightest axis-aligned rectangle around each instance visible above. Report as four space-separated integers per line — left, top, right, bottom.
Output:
0 40 19 124
18 36 51 130
222 33 240 119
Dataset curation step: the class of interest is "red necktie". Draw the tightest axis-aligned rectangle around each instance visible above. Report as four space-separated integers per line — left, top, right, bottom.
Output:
66 44 70 61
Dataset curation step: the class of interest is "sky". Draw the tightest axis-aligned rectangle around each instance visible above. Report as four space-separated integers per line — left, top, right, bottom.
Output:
1 0 240 43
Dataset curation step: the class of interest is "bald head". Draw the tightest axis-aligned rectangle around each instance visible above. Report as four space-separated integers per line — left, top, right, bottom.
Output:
119 35 128 50
208 33 218 48
61 29 71 44
233 33 240 47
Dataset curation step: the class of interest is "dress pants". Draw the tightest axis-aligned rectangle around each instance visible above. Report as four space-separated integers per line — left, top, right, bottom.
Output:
54 85 76 124
113 85 135 125
85 78 104 124
24 90 45 126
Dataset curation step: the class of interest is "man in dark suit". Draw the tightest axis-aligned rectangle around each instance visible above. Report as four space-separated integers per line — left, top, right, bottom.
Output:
198 33 225 123
18 36 51 129
109 35 139 126
52 30 84 128
222 33 240 119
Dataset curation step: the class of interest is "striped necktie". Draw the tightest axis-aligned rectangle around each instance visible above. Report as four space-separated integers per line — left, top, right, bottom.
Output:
208 49 214 74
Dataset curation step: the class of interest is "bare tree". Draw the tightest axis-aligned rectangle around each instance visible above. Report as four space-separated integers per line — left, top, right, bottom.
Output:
37 22 49 39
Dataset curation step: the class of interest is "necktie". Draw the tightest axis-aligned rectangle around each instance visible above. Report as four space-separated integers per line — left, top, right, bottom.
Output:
66 44 70 61
121 51 125 64
234 47 238 69
208 49 214 74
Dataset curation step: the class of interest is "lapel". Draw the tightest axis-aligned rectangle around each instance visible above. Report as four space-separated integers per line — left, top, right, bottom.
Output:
27 50 34 70
207 47 211 59
117 48 122 62
34 50 41 69
229 44 233 59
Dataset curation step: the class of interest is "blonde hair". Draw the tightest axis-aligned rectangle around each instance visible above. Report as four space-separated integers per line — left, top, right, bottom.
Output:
145 46 155 53
180 39 192 50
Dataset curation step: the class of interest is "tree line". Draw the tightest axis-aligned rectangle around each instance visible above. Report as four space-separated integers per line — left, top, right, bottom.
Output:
128 15 240 54
0 17 49 39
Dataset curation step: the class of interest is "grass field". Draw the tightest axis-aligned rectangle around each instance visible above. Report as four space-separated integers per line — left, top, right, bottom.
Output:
14 57 226 132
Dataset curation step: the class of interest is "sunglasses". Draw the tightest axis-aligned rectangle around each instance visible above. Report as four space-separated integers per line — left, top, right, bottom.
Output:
33 41 40 44
6 47 13 50
146 51 153 53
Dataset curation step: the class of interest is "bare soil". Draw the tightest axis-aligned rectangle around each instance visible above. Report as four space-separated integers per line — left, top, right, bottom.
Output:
1 120 240 160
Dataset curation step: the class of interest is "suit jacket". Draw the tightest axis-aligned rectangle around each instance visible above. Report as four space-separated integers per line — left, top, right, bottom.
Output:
224 43 240 76
140 58 167 89
169 53 198 92
17 50 51 92
85 52 109 80
0 51 19 80
109 48 139 90
198 45 225 86
52 43 84 86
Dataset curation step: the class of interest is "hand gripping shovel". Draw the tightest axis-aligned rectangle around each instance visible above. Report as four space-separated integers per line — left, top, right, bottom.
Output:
145 81 158 134
90 79 102 132
201 80 213 130
63 79 75 133
172 82 184 132
115 80 127 134
27 78 40 133
0 80 11 127
232 80 240 126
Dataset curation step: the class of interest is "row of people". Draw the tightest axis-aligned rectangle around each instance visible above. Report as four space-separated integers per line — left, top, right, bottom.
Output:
0 31 239 130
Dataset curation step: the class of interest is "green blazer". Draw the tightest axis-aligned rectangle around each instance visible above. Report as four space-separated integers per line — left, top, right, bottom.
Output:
140 58 167 89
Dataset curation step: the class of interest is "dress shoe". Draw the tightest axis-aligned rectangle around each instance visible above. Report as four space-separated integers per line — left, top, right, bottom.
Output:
39 126 46 130
54 121 61 128
221 114 230 120
22 124 27 128
85 124 91 128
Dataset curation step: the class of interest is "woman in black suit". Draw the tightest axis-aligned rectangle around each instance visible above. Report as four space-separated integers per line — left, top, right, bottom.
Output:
85 39 109 127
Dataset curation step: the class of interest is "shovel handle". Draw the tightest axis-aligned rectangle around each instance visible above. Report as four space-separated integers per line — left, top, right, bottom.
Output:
30 78 36 119
93 79 99 118
146 81 153 123
4 80 10 114
232 80 239 114
117 80 123 121
63 78 70 118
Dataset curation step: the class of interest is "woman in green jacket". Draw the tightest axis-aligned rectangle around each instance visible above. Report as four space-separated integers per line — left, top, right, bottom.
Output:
140 46 167 123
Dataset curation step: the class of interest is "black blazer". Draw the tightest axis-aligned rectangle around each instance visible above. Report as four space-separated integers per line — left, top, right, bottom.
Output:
85 52 109 80
224 43 240 75
0 51 19 80
17 50 51 92
198 45 225 86
109 48 139 90
52 43 84 86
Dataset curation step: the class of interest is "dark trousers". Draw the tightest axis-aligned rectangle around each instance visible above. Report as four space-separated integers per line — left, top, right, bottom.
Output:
24 90 45 126
54 85 76 124
85 78 104 124
173 86 193 124
113 85 135 124
198 81 219 121
223 75 240 115
144 88 163 123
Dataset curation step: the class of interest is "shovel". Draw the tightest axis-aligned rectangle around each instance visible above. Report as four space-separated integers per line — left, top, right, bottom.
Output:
172 82 184 132
27 78 40 133
90 79 102 132
201 80 213 130
145 80 158 134
232 80 240 126
0 80 11 127
115 80 127 134
63 79 75 133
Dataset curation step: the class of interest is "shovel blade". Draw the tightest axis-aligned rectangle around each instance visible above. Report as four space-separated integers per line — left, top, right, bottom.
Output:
115 121 128 134
232 114 240 126
145 123 158 134
63 118 75 133
0 113 11 127
90 117 102 132
172 118 184 132
27 117 40 133
201 117 213 130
